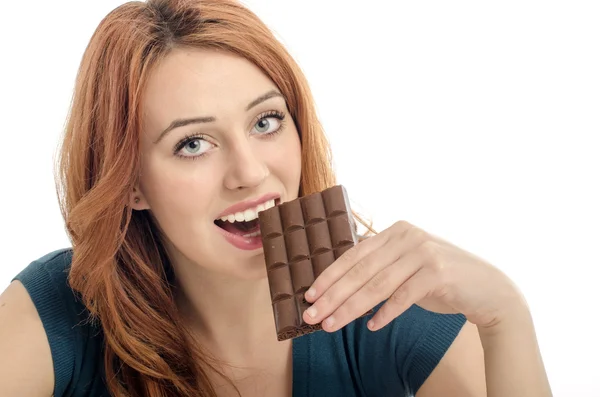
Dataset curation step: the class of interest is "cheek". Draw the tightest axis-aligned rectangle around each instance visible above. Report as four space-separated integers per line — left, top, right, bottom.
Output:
269 131 302 177
139 156 218 216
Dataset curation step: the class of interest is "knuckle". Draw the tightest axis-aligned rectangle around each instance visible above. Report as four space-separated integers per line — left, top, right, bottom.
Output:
390 287 409 305
366 271 388 293
419 241 445 272
407 226 429 245
393 220 411 231
348 260 368 280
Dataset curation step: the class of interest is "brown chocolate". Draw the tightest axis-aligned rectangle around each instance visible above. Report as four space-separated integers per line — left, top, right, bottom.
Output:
258 185 372 341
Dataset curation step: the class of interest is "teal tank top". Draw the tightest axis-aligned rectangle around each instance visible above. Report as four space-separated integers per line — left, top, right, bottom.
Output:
13 249 466 396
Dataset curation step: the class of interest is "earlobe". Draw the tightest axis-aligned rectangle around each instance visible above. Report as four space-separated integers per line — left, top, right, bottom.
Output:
129 187 150 210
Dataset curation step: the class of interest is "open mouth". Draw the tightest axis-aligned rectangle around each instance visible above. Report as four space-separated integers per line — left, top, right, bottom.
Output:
214 218 261 236
214 198 280 237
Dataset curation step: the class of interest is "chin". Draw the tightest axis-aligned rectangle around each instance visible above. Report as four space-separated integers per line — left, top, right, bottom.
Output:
204 250 267 280
240 254 269 280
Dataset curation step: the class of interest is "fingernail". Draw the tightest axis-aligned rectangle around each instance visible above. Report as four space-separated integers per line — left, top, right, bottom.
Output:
306 306 317 318
367 320 375 330
306 288 316 299
324 316 335 328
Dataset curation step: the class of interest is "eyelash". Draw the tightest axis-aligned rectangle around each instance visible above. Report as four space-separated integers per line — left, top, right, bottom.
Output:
173 110 287 161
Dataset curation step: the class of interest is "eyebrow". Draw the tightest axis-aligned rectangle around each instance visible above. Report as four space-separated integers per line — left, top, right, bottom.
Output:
153 89 285 144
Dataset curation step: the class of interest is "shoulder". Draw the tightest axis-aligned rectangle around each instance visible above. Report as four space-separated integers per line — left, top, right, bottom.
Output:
3 249 106 397
0 279 54 396
12 249 89 358
0 249 73 396
15 248 73 286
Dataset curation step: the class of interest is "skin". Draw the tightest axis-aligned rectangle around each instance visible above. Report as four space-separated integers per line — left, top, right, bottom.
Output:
131 48 302 394
0 47 552 397
302 221 553 396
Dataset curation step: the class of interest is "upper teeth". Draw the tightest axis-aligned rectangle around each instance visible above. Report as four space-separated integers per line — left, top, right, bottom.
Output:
219 199 276 223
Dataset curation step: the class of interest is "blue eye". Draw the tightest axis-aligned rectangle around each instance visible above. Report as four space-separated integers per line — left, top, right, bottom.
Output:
255 118 275 133
253 110 286 136
183 138 208 154
173 110 287 161
174 134 214 160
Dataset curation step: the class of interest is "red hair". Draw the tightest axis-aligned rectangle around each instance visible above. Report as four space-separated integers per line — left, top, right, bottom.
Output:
56 0 374 395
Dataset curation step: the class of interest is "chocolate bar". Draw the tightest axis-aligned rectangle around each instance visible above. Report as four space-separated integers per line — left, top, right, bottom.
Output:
258 185 370 341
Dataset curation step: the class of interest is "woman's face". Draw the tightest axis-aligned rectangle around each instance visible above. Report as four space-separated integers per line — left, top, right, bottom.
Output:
136 48 302 280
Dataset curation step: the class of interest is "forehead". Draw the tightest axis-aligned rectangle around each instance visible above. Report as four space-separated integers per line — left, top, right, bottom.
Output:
142 48 278 132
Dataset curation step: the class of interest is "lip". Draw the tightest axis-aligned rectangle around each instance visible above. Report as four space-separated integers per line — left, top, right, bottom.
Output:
214 223 264 251
215 192 281 219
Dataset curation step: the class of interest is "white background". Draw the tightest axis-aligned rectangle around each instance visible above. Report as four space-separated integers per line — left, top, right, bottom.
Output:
1 1 598 396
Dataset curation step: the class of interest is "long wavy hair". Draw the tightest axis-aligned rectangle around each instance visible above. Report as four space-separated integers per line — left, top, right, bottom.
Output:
55 0 375 396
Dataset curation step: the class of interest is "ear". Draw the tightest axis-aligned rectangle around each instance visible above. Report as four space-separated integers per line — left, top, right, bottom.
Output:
129 186 150 211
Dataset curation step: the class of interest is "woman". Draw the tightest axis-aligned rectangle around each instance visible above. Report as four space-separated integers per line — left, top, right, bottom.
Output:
0 0 552 396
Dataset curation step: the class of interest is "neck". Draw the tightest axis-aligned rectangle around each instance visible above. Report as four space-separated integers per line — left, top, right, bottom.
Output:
173 261 280 361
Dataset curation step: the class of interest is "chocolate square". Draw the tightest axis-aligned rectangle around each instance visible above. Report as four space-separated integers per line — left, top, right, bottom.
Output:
258 185 372 341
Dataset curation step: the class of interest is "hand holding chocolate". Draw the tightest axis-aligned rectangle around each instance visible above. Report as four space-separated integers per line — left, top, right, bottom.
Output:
258 185 372 341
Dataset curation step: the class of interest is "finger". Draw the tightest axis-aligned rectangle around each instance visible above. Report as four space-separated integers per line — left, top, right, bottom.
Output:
314 249 423 332
305 221 419 303
302 234 407 325
303 228 391 303
367 269 436 332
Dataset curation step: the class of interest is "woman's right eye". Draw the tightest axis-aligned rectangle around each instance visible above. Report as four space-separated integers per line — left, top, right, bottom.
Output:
174 135 214 159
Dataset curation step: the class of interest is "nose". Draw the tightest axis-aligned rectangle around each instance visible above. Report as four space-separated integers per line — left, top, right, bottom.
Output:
223 140 269 191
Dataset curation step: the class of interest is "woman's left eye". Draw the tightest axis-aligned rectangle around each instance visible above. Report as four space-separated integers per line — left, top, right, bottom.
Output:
252 111 286 135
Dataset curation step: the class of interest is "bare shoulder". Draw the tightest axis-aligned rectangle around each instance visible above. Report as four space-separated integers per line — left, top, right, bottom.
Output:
416 321 487 397
0 281 54 397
